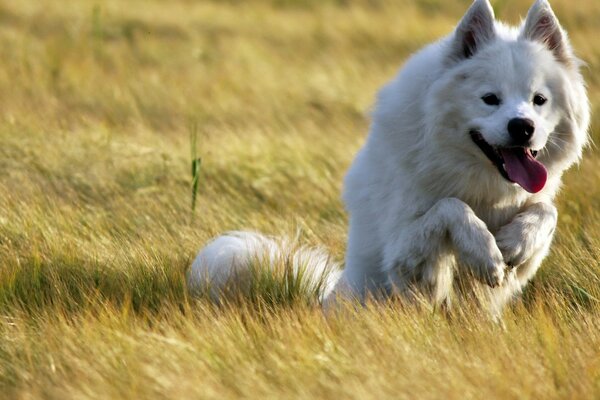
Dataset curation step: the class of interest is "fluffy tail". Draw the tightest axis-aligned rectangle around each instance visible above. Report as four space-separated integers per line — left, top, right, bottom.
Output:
187 231 342 302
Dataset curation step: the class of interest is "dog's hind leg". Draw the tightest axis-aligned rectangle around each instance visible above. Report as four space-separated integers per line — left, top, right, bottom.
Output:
328 213 391 304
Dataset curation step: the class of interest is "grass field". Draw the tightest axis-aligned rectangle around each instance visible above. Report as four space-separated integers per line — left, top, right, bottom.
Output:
1 0 600 398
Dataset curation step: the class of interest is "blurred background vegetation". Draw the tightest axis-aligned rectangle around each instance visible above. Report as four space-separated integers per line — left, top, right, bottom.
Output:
0 1 599 398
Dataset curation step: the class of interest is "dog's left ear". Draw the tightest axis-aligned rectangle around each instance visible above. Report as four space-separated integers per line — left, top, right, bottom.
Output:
451 0 496 61
520 0 572 65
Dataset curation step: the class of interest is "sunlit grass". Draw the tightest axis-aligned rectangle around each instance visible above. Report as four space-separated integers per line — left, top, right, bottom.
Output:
0 0 599 398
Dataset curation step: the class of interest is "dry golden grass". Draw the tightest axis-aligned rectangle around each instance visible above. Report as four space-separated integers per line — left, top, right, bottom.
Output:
0 0 599 398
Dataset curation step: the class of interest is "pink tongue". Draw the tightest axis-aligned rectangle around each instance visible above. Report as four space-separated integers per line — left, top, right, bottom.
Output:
500 149 547 193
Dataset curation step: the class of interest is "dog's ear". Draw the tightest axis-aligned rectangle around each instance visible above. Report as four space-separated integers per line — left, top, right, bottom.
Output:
451 0 496 60
520 0 572 65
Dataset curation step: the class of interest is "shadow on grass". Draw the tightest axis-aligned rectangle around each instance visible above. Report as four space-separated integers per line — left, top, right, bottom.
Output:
0 253 188 316
1 248 597 321
0 250 328 319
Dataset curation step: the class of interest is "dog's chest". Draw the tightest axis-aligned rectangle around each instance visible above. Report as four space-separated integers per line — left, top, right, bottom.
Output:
471 202 524 233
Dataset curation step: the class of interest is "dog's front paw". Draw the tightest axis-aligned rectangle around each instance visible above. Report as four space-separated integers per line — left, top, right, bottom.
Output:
461 230 506 288
477 248 506 288
495 203 557 268
496 227 528 267
487 262 505 288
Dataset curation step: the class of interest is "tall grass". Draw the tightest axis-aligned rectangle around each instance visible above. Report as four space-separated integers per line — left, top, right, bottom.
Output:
0 0 599 398
189 120 202 216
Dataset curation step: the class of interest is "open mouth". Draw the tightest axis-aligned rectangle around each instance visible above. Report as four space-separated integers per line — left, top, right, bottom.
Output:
469 131 547 194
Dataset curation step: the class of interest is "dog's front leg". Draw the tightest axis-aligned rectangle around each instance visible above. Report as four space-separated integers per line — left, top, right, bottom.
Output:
477 203 558 317
495 202 557 270
384 198 506 294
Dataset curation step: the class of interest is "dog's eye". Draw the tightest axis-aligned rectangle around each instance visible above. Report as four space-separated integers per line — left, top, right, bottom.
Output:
481 93 501 106
533 94 547 106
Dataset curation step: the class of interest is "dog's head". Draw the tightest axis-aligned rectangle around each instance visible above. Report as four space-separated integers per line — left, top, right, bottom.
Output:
428 0 589 196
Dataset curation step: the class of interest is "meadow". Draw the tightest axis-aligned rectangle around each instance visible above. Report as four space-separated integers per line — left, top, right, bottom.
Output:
1 0 600 398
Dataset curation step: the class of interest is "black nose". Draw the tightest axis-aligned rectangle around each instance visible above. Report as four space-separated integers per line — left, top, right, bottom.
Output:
507 118 535 145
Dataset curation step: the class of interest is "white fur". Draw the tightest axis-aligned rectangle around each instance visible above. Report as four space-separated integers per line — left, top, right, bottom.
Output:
188 0 589 317
187 231 341 301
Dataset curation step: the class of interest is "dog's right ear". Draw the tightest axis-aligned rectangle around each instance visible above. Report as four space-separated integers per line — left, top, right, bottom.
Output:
450 0 496 61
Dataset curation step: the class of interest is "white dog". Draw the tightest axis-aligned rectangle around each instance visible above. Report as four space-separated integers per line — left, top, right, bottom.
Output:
188 0 589 316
